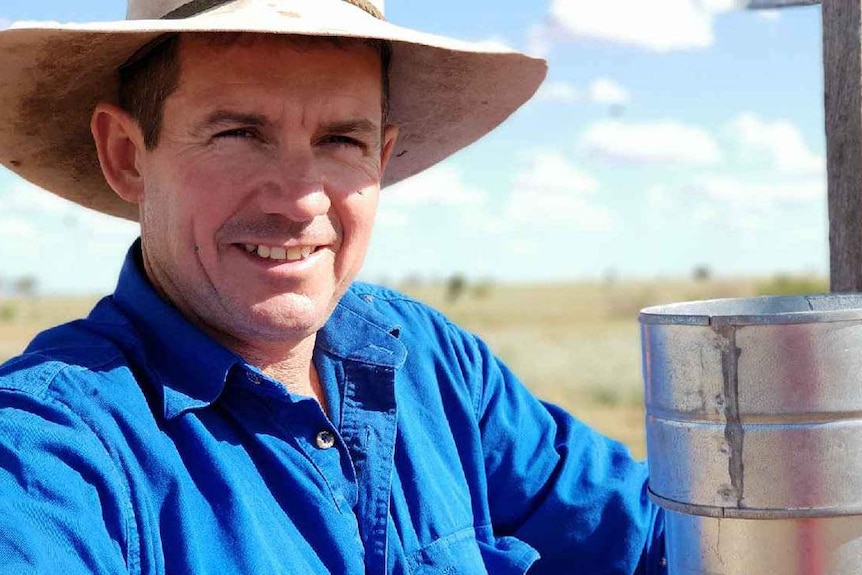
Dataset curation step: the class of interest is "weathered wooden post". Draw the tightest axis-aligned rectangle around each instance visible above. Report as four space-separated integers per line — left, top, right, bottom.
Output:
749 0 862 291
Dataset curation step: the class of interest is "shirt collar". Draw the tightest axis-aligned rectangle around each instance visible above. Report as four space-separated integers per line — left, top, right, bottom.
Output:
111 240 241 420
110 241 407 419
317 289 407 369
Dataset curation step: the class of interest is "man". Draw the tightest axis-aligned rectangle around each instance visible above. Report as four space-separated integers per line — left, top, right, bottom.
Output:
0 1 665 573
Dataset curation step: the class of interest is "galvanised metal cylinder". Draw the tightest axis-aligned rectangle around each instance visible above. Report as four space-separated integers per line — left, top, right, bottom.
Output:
640 294 862 575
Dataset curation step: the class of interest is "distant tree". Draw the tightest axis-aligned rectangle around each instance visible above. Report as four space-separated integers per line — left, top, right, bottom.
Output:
12 275 37 297
692 265 712 282
446 273 467 303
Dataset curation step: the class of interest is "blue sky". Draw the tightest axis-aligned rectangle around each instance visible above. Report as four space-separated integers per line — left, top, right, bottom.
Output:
0 0 827 293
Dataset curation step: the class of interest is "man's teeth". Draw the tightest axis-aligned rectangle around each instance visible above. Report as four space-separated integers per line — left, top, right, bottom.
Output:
243 244 315 261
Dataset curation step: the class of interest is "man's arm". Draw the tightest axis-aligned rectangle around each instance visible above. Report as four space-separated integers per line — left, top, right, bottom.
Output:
0 386 133 574
466 332 666 575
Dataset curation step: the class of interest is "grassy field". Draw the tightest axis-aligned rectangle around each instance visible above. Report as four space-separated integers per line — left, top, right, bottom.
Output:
0 274 826 459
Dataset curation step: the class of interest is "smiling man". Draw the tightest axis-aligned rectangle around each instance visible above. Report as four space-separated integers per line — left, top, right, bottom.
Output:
0 1 665 574
96 34 397 404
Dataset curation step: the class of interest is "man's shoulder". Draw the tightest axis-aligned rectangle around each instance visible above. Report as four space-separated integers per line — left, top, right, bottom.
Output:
0 314 133 401
348 281 433 308
347 282 460 333
344 282 485 366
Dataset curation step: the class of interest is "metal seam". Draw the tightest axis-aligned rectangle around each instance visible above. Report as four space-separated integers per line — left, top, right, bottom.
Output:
718 324 745 509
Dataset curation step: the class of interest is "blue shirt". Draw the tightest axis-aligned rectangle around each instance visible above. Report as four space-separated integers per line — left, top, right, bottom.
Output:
0 242 665 574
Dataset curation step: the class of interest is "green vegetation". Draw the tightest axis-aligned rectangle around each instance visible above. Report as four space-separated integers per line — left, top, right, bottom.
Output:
756 273 828 296
0 304 15 323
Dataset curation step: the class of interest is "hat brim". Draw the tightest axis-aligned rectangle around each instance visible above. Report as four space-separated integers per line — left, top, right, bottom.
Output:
0 2 546 221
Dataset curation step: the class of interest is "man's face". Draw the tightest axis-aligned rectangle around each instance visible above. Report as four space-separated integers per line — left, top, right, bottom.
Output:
135 35 396 353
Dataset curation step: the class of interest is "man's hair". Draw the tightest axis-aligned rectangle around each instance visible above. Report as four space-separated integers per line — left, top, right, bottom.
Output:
118 33 392 150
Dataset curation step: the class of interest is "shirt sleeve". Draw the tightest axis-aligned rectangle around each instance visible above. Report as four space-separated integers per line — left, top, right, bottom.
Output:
0 387 133 574
466 330 666 575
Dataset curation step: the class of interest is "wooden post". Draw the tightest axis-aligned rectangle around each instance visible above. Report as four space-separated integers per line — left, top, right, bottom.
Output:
823 0 862 291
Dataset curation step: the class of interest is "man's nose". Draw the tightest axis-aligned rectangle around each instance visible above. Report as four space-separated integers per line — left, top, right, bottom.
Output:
256 149 331 221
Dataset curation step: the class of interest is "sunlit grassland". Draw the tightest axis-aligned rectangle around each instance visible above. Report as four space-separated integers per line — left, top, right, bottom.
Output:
0 274 827 460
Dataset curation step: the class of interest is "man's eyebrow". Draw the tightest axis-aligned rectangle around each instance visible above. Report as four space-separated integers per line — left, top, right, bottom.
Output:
321 118 381 137
192 110 268 135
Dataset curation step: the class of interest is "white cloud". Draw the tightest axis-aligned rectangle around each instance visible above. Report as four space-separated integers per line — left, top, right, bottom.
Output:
647 185 671 209
688 175 826 235
384 154 616 234
537 81 582 104
729 113 824 175
505 152 615 231
541 0 746 53
537 78 631 106
580 119 722 165
588 78 630 105
515 152 600 195
698 175 824 203
526 21 559 58
471 36 515 52
646 174 825 238
385 165 487 207
506 190 615 231
0 218 36 239
378 164 487 229
700 0 745 12
0 18 10 30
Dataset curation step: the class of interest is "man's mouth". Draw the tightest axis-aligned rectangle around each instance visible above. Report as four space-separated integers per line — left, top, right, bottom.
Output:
241 244 317 262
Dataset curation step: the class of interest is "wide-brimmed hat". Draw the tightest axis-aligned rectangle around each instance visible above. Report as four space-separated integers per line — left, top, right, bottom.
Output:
0 0 546 221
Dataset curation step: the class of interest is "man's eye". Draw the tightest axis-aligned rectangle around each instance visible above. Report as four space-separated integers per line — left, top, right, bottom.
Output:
321 135 365 149
215 128 259 140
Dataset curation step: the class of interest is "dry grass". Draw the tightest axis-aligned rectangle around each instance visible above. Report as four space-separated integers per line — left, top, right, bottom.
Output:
0 275 822 460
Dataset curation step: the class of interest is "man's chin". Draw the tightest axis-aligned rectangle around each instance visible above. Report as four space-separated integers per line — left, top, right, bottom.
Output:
240 295 331 338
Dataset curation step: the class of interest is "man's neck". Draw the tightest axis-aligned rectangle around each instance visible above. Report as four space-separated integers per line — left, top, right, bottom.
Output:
238 336 328 413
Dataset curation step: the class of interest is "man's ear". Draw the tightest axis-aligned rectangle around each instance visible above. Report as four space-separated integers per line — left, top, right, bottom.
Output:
91 103 147 204
379 125 400 175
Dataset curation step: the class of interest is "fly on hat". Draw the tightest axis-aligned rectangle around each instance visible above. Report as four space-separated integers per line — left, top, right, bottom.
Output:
0 0 546 221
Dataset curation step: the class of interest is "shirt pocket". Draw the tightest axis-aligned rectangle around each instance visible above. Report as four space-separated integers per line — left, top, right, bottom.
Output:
407 527 539 575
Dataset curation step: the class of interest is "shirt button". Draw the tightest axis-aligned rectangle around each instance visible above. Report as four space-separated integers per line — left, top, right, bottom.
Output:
315 430 336 450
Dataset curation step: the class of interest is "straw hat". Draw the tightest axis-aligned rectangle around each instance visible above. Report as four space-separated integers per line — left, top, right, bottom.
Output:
0 0 546 221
